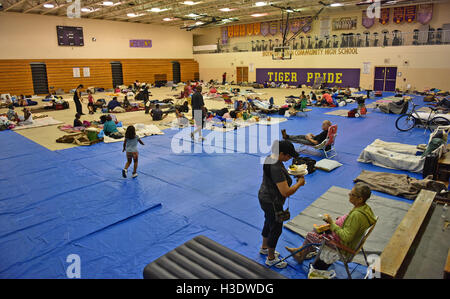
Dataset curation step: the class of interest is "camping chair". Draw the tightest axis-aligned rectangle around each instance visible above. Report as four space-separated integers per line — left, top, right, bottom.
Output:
223 94 233 108
312 217 378 279
301 124 338 158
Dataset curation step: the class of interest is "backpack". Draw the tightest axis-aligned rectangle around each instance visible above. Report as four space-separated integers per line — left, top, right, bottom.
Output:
422 151 439 179
292 157 316 174
348 108 358 118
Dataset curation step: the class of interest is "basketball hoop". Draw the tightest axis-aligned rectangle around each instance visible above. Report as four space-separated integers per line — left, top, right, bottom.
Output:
272 46 292 60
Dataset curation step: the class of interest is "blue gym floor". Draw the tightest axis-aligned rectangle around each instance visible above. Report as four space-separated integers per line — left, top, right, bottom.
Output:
0 92 432 279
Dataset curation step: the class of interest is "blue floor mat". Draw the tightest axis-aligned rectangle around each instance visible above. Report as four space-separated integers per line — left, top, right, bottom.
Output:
0 92 433 279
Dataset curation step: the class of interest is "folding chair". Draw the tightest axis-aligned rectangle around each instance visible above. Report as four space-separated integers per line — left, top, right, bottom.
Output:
312 217 378 279
301 124 338 158
223 94 233 109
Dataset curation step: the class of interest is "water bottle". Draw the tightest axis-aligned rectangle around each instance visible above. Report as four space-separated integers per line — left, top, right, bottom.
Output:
442 204 448 220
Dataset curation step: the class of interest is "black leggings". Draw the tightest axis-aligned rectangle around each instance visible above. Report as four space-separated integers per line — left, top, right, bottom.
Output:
74 98 83 114
260 200 283 249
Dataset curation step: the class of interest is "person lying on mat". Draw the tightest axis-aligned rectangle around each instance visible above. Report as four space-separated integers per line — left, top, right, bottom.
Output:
107 97 122 112
281 120 331 147
259 140 306 269
285 183 376 270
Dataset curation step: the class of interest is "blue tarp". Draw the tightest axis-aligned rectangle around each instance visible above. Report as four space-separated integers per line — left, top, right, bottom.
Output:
0 92 432 279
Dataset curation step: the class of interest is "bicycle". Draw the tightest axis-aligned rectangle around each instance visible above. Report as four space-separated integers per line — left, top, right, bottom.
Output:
395 103 450 132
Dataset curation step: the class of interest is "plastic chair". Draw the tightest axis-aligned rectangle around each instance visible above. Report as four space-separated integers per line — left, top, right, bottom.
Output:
312 217 378 279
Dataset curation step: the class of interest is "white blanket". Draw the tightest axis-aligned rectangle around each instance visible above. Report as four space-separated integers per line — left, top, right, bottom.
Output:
12 117 63 131
357 139 424 173
416 112 450 121
103 124 164 143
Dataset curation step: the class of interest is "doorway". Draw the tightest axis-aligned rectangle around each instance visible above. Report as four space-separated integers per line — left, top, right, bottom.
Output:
374 66 397 92
110 61 123 88
171 61 181 84
30 62 49 94
236 66 248 84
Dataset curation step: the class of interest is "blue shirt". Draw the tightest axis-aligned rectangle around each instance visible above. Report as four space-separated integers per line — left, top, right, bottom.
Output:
126 136 139 153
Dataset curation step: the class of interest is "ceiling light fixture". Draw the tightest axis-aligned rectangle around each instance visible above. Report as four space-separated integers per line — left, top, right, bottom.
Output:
251 13 268 17
219 8 233 12
330 3 343 7
186 13 199 18
195 21 204 25
163 17 173 21
102 1 114 6
149 8 169 12
43 3 55 8
127 12 143 17
255 2 268 7
182 1 201 5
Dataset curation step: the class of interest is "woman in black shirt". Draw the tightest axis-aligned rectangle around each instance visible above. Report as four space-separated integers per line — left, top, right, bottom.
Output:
73 84 84 115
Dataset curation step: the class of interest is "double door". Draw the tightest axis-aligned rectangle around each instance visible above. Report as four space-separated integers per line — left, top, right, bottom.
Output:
236 67 248 84
374 67 397 92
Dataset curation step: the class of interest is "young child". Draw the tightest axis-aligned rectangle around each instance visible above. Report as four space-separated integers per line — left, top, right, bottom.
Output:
87 90 95 114
74 113 83 127
122 125 144 178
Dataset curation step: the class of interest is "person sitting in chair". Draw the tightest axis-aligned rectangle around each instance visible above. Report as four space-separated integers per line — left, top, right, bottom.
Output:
281 120 332 147
285 183 376 271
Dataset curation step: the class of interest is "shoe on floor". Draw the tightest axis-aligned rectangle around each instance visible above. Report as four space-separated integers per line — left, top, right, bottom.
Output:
132 172 138 178
122 169 127 178
259 248 280 258
307 265 336 279
281 129 287 140
265 257 287 269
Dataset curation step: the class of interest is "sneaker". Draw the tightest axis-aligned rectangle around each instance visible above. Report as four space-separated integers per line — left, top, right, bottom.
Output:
281 129 288 140
259 248 280 258
306 251 318 260
132 172 138 178
122 169 127 178
265 257 287 269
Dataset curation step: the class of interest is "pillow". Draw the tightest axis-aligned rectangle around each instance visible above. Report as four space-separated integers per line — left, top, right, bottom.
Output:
315 159 343 172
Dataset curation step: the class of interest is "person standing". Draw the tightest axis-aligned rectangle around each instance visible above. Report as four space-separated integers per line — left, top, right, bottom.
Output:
122 125 144 179
258 140 306 268
190 85 205 142
222 72 227 85
73 84 84 115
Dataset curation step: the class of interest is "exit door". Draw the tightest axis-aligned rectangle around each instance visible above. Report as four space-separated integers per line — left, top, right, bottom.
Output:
236 67 248 84
374 67 397 92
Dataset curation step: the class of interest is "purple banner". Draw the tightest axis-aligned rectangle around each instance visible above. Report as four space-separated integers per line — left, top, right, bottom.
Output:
256 68 361 88
129 40 152 48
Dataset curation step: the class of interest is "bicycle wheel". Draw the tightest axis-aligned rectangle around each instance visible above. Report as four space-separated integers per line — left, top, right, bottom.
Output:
428 116 450 132
395 114 416 131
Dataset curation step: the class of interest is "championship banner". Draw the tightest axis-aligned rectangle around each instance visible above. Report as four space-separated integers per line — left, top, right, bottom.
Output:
393 7 404 24
362 10 375 29
404 5 417 23
247 23 254 36
261 22 269 36
256 68 361 88
418 4 433 25
234 25 241 37
254 22 261 35
221 27 228 44
379 8 390 25
269 21 278 36
302 17 312 33
228 25 233 38
332 17 357 30
240 24 246 36
290 19 301 33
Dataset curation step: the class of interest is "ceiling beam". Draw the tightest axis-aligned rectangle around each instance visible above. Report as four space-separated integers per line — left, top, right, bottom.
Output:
3 0 30 11
23 0 55 13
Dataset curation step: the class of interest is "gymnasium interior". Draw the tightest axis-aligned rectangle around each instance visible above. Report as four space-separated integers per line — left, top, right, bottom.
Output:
0 0 449 280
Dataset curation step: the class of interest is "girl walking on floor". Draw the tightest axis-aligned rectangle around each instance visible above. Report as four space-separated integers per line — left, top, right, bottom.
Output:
122 125 144 178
